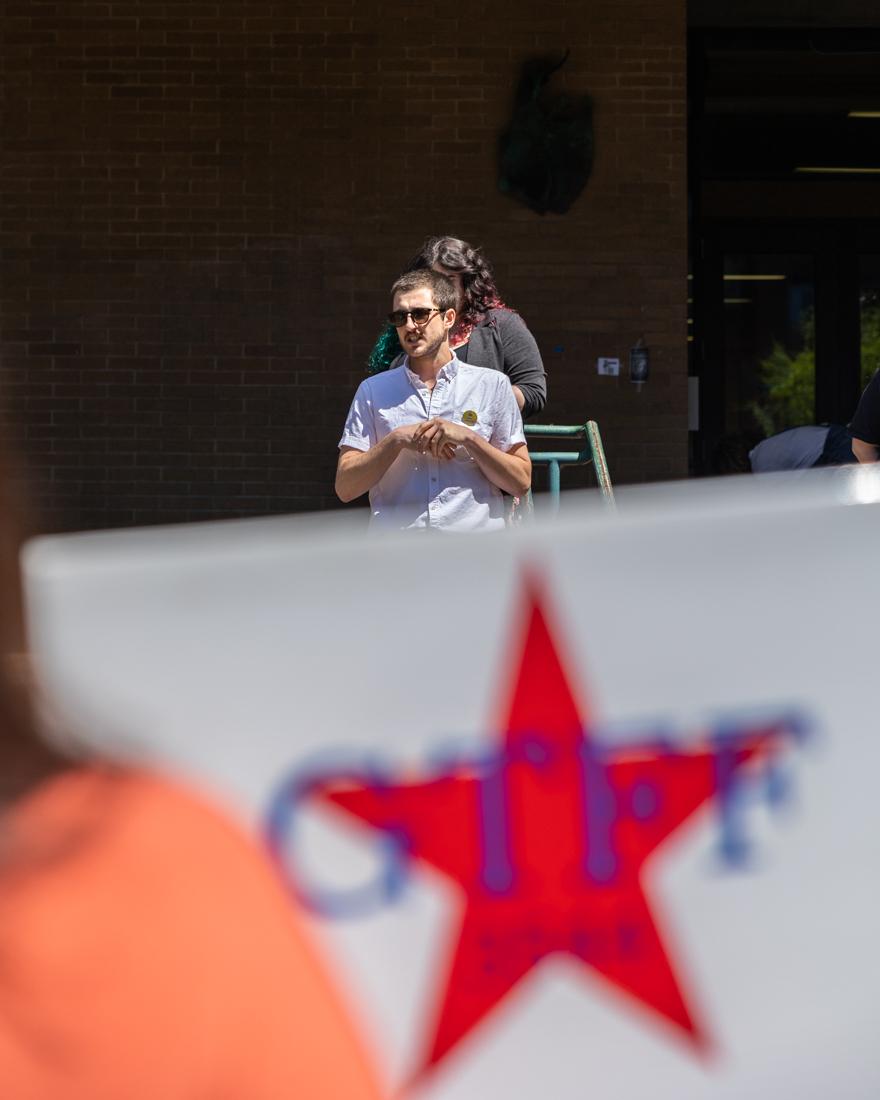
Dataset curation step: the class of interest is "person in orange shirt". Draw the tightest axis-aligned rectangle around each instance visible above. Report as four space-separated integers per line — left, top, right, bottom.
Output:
0 460 384 1100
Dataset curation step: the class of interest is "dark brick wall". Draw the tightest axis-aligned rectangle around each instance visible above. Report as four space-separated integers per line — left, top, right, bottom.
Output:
0 0 687 530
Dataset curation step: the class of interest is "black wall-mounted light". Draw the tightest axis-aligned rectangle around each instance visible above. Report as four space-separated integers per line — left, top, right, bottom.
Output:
630 338 649 388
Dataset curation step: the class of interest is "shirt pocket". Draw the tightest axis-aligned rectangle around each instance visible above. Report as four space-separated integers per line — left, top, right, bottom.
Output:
453 405 492 441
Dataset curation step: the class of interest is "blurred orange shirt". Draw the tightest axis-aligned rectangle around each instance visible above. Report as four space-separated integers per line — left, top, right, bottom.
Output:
0 767 384 1100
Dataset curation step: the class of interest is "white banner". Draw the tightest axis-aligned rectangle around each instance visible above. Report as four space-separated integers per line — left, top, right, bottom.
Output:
23 470 880 1099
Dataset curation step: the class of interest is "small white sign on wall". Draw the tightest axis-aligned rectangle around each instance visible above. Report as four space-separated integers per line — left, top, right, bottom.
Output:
597 357 620 376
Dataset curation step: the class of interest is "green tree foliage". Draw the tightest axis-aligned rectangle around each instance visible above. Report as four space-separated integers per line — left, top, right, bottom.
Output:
860 295 880 386
750 309 815 437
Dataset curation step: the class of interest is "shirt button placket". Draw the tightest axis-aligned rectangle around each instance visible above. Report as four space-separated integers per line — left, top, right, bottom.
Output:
426 383 440 525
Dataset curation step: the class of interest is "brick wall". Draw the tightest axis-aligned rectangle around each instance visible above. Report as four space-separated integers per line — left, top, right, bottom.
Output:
0 0 687 530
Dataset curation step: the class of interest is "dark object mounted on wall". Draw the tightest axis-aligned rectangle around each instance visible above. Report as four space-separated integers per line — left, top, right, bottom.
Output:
498 51 594 216
630 338 650 388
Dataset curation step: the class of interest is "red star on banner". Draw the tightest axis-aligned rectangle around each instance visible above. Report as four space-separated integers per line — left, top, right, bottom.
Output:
323 578 784 1085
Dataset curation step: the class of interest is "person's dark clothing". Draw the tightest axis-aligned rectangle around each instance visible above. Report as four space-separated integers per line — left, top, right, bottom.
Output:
849 370 880 445
816 423 857 466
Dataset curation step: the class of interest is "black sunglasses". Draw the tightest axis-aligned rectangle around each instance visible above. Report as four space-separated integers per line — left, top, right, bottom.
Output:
387 307 441 327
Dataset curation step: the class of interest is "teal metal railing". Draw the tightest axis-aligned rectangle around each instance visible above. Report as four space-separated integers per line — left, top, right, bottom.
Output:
523 421 615 513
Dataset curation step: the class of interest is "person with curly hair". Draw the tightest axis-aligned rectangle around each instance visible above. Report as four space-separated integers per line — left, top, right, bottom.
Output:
367 236 547 419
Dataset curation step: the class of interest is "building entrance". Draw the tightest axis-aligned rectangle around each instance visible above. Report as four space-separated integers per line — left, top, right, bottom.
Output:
691 223 880 471
688 20 880 472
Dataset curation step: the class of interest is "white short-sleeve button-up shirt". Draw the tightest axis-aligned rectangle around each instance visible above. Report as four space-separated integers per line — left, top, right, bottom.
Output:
339 356 526 531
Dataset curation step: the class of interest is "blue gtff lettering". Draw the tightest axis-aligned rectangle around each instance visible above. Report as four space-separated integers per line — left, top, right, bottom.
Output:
265 741 520 914
478 757 515 892
578 739 619 882
426 741 515 894
575 734 670 885
710 711 811 868
266 710 812 918
265 753 410 918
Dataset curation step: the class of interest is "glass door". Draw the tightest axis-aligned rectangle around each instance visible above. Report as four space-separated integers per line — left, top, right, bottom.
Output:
721 253 815 440
693 223 873 474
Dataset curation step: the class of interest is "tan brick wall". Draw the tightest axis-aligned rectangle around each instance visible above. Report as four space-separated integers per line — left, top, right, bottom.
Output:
0 0 687 529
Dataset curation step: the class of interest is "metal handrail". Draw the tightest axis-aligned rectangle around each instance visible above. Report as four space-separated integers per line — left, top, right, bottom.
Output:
523 421 615 512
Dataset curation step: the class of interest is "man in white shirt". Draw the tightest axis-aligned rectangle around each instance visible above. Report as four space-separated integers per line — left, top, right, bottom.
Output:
336 270 531 531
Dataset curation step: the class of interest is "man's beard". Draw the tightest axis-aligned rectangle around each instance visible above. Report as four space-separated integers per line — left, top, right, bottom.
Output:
408 328 447 360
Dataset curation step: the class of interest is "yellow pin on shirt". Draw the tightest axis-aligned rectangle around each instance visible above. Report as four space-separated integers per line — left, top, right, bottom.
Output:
461 410 478 426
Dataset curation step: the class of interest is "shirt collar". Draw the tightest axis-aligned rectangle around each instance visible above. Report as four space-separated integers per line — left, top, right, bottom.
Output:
404 352 460 387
